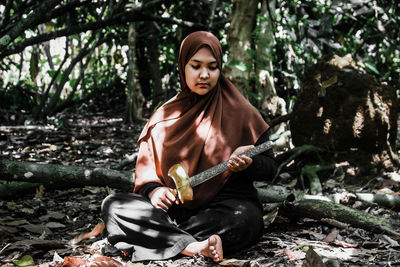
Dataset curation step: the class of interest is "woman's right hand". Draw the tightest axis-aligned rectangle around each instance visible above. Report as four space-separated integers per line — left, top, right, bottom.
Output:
148 187 179 211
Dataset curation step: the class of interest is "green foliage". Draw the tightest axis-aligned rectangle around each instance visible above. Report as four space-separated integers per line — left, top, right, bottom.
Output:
0 82 38 112
0 0 398 122
270 0 400 96
13 255 35 267
29 47 40 82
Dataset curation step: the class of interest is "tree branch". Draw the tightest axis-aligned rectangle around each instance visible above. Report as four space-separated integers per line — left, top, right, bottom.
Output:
0 0 13 29
0 10 205 58
0 0 62 49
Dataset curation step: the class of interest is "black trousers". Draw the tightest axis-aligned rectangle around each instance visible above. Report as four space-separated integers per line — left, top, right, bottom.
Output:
101 192 264 262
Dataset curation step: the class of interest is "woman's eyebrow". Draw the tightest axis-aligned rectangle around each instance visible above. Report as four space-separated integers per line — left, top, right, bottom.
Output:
190 59 217 64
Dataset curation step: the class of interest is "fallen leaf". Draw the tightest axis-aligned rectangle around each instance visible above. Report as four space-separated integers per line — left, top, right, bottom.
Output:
84 186 102 194
13 239 65 250
21 223 52 234
13 255 35 266
219 258 250 267
39 212 66 221
361 241 380 249
0 224 19 234
302 247 324 267
63 256 89 267
375 187 394 194
90 256 123 267
0 219 30 226
321 75 338 89
263 207 279 227
36 185 45 198
124 262 144 267
379 235 400 248
45 222 66 229
333 240 358 248
322 228 339 243
52 251 64 264
69 221 105 245
21 207 35 214
299 230 325 240
382 179 398 188
285 248 305 261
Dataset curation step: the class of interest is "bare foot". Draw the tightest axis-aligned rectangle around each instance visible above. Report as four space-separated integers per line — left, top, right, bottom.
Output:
181 234 223 262
202 235 223 262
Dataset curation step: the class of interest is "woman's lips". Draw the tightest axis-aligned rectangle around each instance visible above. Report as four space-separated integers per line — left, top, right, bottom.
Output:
197 83 209 87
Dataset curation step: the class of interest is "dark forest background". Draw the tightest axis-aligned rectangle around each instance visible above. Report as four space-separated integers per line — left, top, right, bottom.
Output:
0 0 398 125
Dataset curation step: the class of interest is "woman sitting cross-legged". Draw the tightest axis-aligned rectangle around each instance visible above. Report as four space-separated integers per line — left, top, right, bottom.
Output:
101 31 277 263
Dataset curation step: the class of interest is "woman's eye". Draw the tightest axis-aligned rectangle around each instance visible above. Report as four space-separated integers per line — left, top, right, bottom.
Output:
209 66 218 70
191 65 200 69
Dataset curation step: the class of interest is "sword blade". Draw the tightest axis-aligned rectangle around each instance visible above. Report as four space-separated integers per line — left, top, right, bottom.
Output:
189 141 273 187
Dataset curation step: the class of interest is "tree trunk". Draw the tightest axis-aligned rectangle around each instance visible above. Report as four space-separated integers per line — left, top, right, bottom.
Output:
42 32 110 119
255 0 290 148
147 28 163 106
0 160 134 193
224 0 259 95
125 22 145 124
143 0 163 106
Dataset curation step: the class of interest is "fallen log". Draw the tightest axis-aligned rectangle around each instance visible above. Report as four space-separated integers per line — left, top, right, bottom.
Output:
257 187 400 210
0 181 41 198
2 160 399 237
0 160 134 196
113 152 138 170
257 188 400 237
281 199 400 237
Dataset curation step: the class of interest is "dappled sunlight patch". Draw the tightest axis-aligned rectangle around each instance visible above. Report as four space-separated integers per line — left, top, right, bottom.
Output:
322 119 332 135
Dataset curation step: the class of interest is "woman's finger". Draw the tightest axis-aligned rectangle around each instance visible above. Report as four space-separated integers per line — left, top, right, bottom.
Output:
157 202 168 211
166 189 177 202
241 155 253 165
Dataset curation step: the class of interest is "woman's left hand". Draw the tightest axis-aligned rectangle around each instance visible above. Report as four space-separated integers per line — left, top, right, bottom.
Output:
228 145 254 172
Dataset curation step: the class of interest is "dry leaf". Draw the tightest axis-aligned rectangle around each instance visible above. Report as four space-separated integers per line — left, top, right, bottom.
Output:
63 256 89 267
263 207 279 227
36 185 45 198
302 247 324 267
90 256 123 267
219 258 250 267
333 240 358 248
21 223 52 234
285 248 305 261
361 241 381 249
68 221 105 245
322 228 339 243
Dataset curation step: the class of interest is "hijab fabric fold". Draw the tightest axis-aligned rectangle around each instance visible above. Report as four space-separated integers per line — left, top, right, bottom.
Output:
134 31 269 209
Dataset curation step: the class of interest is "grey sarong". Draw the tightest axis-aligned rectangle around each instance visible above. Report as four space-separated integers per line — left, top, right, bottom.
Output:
101 191 263 262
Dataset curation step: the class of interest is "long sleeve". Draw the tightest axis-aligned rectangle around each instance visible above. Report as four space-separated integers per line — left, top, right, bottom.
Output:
133 139 164 195
240 130 277 181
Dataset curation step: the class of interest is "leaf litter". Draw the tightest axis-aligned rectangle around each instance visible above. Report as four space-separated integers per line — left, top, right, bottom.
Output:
0 110 400 266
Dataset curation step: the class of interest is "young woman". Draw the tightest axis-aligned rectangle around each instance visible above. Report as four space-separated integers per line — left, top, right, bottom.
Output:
102 31 277 263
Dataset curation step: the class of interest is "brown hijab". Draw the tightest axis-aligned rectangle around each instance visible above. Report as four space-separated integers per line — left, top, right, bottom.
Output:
134 31 269 209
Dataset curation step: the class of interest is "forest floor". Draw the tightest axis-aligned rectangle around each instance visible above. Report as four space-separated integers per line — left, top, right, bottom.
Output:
1 106 400 266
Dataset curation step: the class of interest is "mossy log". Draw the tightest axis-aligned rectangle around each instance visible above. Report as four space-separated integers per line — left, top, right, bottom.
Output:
0 160 134 197
257 187 400 210
0 181 42 198
1 160 400 237
281 199 400 237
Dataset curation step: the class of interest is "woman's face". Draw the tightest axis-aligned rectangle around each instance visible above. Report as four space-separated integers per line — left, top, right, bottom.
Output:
184 47 220 95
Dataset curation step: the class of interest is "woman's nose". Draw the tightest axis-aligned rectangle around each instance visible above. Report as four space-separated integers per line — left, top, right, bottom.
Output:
200 68 209 78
